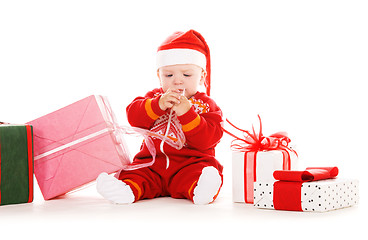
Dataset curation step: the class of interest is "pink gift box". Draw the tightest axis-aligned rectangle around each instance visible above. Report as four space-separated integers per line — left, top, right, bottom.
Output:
27 95 130 200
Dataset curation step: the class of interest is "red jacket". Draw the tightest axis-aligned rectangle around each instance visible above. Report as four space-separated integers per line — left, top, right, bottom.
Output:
126 88 223 162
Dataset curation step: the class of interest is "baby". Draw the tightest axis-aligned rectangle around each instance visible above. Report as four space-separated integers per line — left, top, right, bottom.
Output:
97 29 224 204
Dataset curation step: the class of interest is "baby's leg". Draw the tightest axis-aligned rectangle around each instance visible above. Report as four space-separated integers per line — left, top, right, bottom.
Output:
96 172 135 204
97 167 162 204
168 162 223 204
192 166 223 204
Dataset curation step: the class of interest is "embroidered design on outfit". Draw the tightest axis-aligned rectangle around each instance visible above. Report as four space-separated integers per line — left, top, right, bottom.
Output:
190 98 210 114
151 113 182 142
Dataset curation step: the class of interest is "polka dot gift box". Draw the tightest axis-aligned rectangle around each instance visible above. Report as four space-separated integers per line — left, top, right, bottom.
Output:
253 167 359 212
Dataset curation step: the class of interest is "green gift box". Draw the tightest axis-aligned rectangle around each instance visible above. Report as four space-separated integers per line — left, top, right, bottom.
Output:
0 124 34 205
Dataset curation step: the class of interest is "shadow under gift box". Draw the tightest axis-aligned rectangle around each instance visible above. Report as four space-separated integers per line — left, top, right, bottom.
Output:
27 95 130 200
0 124 33 205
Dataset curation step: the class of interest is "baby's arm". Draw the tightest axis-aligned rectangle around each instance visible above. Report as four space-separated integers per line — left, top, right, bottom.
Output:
126 89 166 129
177 101 223 150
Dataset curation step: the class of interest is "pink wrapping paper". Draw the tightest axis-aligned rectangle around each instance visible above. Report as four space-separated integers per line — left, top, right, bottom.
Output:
27 95 130 200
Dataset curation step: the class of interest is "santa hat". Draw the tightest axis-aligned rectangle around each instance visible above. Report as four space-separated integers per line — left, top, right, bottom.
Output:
156 29 211 96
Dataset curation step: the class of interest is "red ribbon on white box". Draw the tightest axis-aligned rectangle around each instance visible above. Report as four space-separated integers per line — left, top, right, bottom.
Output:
273 167 339 211
273 167 339 182
224 115 296 203
243 151 256 203
242 148 292 203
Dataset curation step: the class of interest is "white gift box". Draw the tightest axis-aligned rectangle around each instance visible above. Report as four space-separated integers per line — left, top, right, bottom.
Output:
254 179 359 212
232 150 298 203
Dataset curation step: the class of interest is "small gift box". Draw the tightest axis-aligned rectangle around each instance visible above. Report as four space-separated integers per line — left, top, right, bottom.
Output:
0 123 33 205
254 167 359 212
232 150 298 203
225 116 298 203
27 95 131 200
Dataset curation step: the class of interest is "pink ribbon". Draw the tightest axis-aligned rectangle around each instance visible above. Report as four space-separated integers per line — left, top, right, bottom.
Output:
98 96 185 171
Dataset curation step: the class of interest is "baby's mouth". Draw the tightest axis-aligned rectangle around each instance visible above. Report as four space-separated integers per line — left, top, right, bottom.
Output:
177 89 185 96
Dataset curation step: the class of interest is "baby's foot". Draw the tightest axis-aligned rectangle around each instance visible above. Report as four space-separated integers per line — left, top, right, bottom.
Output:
193 166 222 205
96 172 135 204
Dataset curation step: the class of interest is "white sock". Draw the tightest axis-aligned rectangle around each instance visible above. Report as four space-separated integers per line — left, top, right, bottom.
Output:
96 172 135 204
193 166 222 205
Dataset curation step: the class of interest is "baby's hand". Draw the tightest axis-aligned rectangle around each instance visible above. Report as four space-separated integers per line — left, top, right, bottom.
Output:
172 95 191 116
159 89 181 111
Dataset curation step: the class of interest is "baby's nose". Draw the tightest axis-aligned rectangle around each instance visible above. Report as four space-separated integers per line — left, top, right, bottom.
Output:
174 76 184 84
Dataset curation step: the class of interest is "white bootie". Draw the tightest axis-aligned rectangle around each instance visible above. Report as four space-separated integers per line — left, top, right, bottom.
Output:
96 172 135 204
193 166 222 205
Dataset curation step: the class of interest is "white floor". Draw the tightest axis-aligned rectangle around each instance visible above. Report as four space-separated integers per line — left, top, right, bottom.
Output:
1 191 364 239
0 151 365 240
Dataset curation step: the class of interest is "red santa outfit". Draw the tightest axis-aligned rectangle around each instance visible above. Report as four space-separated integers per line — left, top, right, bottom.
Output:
97 30 224 204
118 88 223 202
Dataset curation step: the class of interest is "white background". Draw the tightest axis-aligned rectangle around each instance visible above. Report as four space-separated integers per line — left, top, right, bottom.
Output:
1 0 367 239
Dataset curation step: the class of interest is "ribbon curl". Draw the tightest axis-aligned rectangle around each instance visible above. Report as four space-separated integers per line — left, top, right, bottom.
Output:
223 115 296 154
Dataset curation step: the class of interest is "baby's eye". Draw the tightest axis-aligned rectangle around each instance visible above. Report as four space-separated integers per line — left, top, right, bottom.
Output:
166 74 173 77
183 74 191 77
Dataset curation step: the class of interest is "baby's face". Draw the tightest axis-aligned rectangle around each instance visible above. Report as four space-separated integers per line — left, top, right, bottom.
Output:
157 64 206 98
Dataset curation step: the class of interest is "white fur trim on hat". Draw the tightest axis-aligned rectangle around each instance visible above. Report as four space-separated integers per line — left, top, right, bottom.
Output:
156 48 206 70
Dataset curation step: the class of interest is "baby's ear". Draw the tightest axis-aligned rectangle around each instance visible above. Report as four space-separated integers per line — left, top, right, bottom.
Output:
157 70 163 86
200 70 207 85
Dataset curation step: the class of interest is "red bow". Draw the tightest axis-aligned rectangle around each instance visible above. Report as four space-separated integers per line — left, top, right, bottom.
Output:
274 167 339 182
273 167 339 211
223 115 295 153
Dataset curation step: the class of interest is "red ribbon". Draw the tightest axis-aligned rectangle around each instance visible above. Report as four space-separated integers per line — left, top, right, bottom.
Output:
224 115 297 203
26 125 34 203
223 115 296 155
273 167 339 211
0 130 2 203
274 167 339 182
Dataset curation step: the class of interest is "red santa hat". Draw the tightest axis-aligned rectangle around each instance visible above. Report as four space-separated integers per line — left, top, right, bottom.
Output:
156 29 211 96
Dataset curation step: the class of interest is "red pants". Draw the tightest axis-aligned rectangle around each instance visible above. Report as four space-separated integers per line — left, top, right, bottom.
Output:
116 155 223 202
